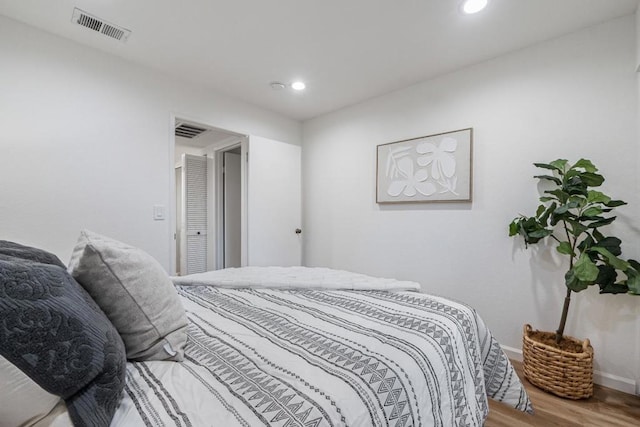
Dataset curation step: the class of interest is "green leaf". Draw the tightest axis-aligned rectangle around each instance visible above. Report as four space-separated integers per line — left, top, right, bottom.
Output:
599 283 629 294
557 241 574 256
565 217 588 237
566 220 588 237
577 235 594 253
528 229 553 239
552 210 579 226
593 236 622 256
581 172 605 187
563 176 589 196
628 259 640 271
539 196 556 202
595 264 617 287
582 206 603 217
573 253 599 282
534 175 562 185
534 161 564 172
567 198 582 209
565 268 591 292
605 199 626 208
544 189 569 203
549 159 569 171
623 262 640 295
589 247 630 270
510 216 552 245
538 202 556 225
508 220 519 236
568 195 587 209
572 159 598 173
587 190 611 204
626 270 640 295
594 265 628 294
592 228 605 241
564 168 580 180
587 216 616 228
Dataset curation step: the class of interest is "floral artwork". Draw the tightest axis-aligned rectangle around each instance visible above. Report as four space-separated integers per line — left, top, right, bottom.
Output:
376 128 472 203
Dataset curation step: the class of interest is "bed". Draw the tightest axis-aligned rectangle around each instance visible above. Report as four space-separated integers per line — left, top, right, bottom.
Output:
0 232 531 427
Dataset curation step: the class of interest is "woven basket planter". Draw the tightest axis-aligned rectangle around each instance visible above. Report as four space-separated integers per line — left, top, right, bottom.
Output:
522 324 594 399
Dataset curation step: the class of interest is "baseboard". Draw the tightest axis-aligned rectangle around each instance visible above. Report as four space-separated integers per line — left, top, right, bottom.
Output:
501 345 523 362
592 371 637 395
500 345 638 396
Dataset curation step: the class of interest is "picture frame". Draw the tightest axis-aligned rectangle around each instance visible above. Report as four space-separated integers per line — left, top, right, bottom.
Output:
376 128 473 203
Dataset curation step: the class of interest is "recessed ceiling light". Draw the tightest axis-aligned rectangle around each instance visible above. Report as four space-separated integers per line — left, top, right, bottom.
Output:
291 81 306 91
462 0 488 14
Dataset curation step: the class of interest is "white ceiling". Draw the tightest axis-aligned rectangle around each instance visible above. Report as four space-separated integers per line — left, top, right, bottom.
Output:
1 0 637 121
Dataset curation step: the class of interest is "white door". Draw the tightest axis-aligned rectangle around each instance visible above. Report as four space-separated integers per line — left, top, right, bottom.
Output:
247 136 301 266
181 154 208 274
223 151 242 267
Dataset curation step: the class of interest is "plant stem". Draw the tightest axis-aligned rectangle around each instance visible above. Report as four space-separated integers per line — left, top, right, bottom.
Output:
556 219 576 344
556 288 572 344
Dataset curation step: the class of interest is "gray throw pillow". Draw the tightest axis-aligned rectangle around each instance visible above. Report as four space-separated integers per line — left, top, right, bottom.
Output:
68 230 188 361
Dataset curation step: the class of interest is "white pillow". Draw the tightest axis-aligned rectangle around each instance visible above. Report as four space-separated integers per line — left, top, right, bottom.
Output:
31 401 73 427
0 355 61 426
69 230 188 361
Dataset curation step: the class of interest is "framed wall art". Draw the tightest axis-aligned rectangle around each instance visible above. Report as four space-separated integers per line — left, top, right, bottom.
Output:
376 128 473 203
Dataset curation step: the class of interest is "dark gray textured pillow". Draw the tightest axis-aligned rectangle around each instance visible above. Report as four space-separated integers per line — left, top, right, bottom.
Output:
0 240 66 268
0 256 126 427
69 230 188 361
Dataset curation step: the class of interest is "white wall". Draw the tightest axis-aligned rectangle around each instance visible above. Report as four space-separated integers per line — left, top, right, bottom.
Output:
303 15 639 392
0 16 301 268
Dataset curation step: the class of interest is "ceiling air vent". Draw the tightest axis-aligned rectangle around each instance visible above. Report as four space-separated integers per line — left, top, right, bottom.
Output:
72 8 131 42
175 122 209 139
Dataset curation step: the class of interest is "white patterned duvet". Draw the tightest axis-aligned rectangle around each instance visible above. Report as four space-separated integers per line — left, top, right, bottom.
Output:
43 268 532 427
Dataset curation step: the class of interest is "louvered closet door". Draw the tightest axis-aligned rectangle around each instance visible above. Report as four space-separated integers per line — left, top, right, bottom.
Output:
182 154 208 274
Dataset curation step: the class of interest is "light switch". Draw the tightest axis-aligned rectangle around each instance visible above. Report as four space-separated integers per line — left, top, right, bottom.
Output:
153 204 166 221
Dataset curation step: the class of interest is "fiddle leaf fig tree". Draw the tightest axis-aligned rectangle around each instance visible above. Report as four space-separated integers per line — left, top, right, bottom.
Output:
509 159 640 344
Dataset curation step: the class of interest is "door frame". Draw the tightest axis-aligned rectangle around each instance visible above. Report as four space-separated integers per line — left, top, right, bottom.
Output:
174 165 182 275
169 113 248 275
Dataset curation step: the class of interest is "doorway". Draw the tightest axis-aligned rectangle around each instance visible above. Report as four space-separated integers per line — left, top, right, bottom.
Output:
221 146 242 268
172 118 245 275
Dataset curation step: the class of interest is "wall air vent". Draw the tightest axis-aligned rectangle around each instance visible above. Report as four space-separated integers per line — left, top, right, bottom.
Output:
72 8 131 42
175 122 209 139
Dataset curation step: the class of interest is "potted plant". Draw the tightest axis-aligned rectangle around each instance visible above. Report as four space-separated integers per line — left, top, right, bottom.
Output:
509 158 640 399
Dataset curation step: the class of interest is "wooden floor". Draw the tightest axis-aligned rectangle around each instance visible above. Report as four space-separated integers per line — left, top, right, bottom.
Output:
485 361 640 426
